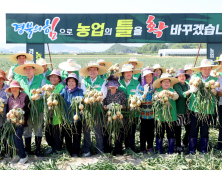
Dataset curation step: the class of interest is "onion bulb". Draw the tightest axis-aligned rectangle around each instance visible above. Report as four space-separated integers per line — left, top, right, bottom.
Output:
163 96 168 102
89 97 95 103
116 111 121 117
74 115 79 121
11 118 17 124
52 100 58 105
98 92 103 96
130 103 135 108
47 101 53 106
36 89 42 94
31 89 36 95
50 85 55 90
137 101 141 107
205 82 210 88
107 111 112 116
89 91 94 96
215 82 220 87
14 111 19 117
108 116 111 122
209 80 215 85
193 81 199 87
19 119 24 124
84 98 90 104
31 96 36 101
210 85 216 89
119 114 123 119
196 77 202 83
131 98 136 104
79 104 84 110
1 103 4 108
112 114 117 120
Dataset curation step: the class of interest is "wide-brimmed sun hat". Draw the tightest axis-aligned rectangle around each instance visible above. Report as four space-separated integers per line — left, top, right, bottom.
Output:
5 80 24 93
9 53 33 64
97 59 112 69
36 58 52 66
175 69 191 80
63 73 79 85
105 75 120 87
79 61 107 76
59 59 81 72
153 73 179 89
193 59 221 72
184 63 195 71
0 70 8 81
14 61 44 76
214 54 222 62
153 64 167 73
121 58 144 69
46 69 62 82
116 64 141 76
142 68 154 77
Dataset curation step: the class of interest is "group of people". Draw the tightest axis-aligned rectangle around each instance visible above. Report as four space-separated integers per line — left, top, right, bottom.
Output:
1 52 222 164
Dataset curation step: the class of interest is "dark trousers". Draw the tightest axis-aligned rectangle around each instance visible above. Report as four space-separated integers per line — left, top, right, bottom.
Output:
45 124 53 147
64 121 82 155
156 122 175 139
14 125 26 158
190 112 210 138
140 118 154 151
124 118 137 151
218 106 222 149
52 125 63 152
175 124 190 147
103 127 124 154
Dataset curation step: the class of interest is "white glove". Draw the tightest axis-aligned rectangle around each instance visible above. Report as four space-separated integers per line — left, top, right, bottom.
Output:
107 104 112 109
143 84 149 95
189 85 198 93
0 98 5 103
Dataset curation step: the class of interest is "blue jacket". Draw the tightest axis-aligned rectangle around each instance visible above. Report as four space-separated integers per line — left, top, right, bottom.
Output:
60 88 84 122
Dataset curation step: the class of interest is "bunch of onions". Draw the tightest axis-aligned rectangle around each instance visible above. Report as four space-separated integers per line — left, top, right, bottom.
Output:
128 95 142 110
157 90 174 104
41 84 55 97
84 89 103 104
6 108 25 126
105 63 120 79
204 80 220 95
210 70 220 78
166 67 175 75
189 77 202 87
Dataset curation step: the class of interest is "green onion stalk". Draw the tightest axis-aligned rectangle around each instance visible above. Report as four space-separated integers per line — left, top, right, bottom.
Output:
69 96 84 126
104 103 124 142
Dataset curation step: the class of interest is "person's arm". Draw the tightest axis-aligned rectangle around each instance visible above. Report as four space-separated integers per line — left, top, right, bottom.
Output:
101 81 108 99
171 91 179 100
173 84 188 98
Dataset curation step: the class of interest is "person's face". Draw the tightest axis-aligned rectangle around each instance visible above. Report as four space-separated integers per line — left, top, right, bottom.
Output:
185 69 193 76
24 66 35 78
144 74 153 85
17 55 26 65
178 74 186 83
161 79 171 89
200 67 212 78
154 69 162 77
49 75 60 86
67 71 73 74
124 71 133 80
67 78 76 90
42 65 48 72
88 67 99 78
0 78 4 87
219 61 222 65
99 63 105 67
129 62 137 69
109 87 117 90
11 87 20 95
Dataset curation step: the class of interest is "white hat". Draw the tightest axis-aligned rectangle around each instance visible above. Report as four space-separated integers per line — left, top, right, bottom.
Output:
121 58 144 69
79 61 107 76
59 59 81 71
116 64 141 76
214 54 222 62
153 64 166 73
36 58 52 66
193 59 221 72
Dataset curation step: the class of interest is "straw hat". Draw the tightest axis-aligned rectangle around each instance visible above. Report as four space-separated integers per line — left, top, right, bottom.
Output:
59 59 81 72
46 69 62 82
5 80 24 93
193 59 221 72
97 59 112 69
116 64 141 76
36 58 52 66
79 61 107 76
14 61 44 76
121 58 144 69
184 63 195 71
153 73 179 89
153 64 167 73
214 54 222 62
0 70 8 81
9 53 33 64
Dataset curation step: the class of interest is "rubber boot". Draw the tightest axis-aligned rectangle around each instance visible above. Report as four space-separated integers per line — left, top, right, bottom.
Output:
129 138 135 152
189 137 197 154
156 138 163 154
168 138 175 154
217 142 222 150
200 137 209 154
35 136 42 157
25 137 32 155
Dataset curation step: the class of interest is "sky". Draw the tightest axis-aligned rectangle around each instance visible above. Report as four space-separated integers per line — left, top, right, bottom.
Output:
1 0 222 51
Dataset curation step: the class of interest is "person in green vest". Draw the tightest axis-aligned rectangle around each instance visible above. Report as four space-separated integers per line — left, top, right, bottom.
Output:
116 64 141 151
121 58 143 83
59 59 82 87
44 69 64 155
173 69 191 153
152 64 166 79
188 59 220 154
214 55 222 76
36 58 52 85
79 62 108 157
97 59 112 80
8 53 33 83
14 61 45 157
153 73 179 154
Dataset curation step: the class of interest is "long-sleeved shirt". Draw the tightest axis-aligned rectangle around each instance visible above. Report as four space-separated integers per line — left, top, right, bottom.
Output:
0 84 9 127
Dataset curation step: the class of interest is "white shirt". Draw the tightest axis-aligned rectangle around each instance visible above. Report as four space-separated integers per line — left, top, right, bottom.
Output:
201 75 210 83
81 77 107 99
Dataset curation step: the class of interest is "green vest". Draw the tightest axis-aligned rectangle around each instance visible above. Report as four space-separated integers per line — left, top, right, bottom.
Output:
61 70 80 82
37 69 52 85
83 76 104 91
20 76 43 113
188 72 218 114
12 64 25 82
156 87 177 122
52 83 65 125
118 78 140 99
133 73 141 81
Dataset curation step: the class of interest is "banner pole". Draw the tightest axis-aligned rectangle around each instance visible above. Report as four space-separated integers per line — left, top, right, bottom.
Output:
47 43 53 70
194 43 202 67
